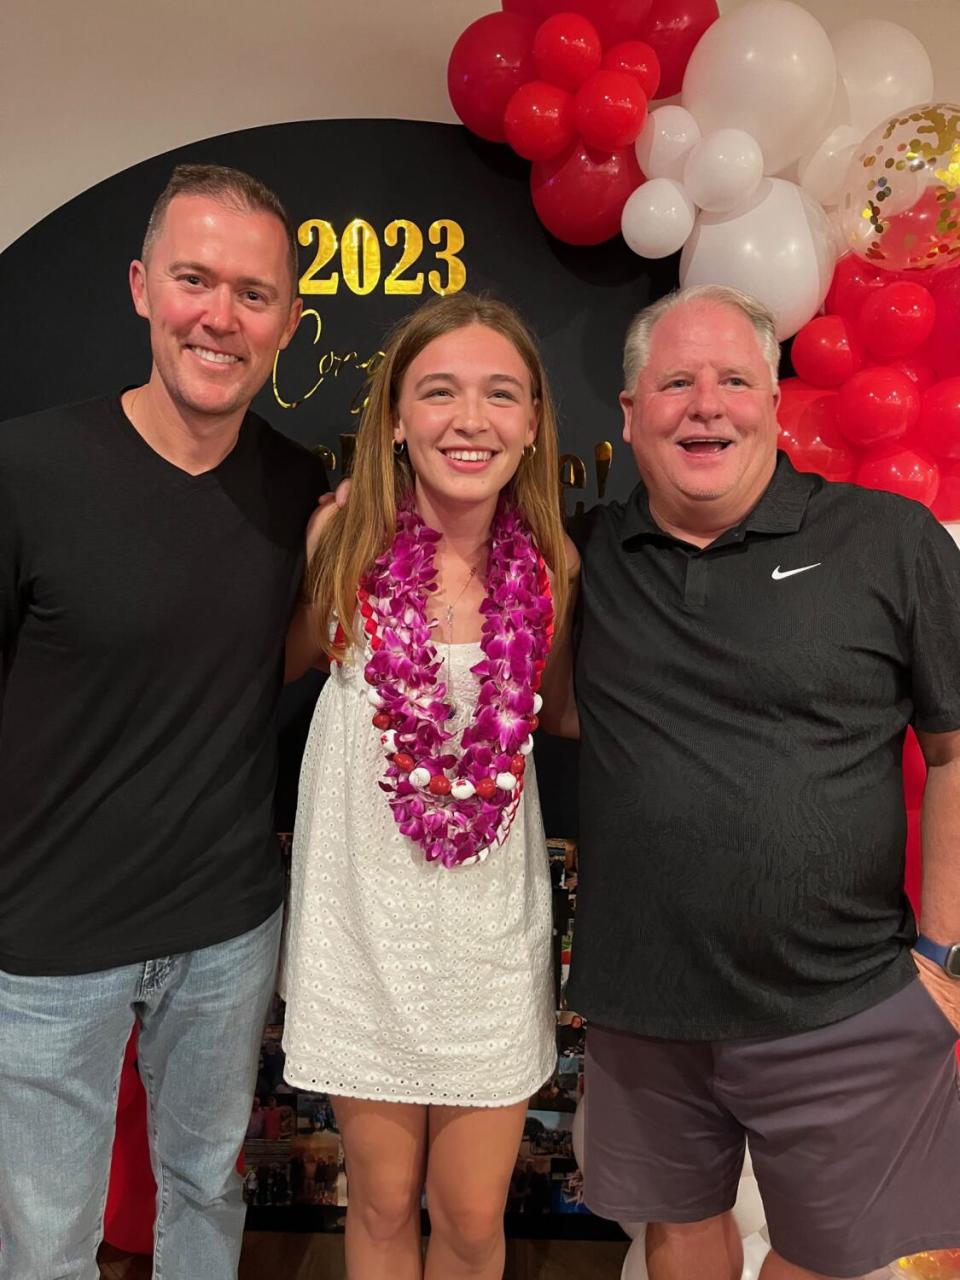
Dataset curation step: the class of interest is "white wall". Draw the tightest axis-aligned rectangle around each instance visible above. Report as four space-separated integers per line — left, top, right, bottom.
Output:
1 0 957 252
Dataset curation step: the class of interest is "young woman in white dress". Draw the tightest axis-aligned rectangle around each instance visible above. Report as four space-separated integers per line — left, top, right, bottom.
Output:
282 294 576 1280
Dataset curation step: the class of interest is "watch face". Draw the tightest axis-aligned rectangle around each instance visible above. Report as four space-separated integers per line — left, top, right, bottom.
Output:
946 944 960 978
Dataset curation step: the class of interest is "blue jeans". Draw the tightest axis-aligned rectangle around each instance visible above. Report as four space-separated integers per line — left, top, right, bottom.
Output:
0 907 281 1280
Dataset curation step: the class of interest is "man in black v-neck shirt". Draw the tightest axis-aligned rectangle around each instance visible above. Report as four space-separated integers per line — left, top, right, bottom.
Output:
543 285 960 1279
0 165 325 1279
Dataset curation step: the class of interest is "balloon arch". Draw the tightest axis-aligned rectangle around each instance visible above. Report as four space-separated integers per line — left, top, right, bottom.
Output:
447 0 960 519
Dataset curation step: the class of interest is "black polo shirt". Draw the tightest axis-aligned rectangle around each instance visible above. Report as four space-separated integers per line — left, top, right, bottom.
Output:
566 453 960 1039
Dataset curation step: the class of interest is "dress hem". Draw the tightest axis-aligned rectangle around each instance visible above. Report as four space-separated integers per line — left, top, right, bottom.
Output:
281 1066 555 1110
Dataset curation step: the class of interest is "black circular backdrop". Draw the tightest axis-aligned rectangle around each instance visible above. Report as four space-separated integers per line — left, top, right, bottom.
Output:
0 118 680 505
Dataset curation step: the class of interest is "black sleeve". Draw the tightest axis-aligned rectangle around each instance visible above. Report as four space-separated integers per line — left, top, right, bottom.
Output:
909 514 960 733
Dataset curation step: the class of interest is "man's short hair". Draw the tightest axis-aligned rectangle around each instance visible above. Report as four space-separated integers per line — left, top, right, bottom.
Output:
622 285 781 392
141 163 299 292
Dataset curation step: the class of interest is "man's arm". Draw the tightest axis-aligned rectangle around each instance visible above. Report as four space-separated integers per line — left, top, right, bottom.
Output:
538 534 581 739
914 727 960 1033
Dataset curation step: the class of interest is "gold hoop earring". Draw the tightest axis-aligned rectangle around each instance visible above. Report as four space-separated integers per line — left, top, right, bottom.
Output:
522 443 537 461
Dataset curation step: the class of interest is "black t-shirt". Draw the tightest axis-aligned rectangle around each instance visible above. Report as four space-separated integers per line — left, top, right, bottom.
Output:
567 453 960 1039
0 395 326 974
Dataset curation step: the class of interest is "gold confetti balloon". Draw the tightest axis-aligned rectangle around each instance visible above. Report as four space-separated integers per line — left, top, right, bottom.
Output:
839 102 960 274
896 1249 960 1279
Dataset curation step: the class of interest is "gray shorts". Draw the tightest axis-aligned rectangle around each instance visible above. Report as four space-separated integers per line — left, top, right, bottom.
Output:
583 978 960 1278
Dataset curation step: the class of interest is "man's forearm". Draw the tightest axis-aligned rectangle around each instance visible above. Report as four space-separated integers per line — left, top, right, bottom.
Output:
918 753 960 942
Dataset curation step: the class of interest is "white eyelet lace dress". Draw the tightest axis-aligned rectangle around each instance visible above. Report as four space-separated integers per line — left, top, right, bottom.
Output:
281 641 556 1107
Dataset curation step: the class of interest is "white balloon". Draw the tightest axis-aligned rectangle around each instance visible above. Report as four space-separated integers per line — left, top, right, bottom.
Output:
680 178 836 340
621 1232 651 1280
797 123 862 206
572 1097 585 1171
635 105 701 181
682 0 836 175
831 20 934 136
732 1174 766 1239
683 129 764 213
618 1219 646 1239
621 179 696 259
741 1231 772 1280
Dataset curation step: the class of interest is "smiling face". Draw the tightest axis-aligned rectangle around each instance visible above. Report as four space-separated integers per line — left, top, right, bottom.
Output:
621 300 780 540
129 193 301 424
393 323 537 519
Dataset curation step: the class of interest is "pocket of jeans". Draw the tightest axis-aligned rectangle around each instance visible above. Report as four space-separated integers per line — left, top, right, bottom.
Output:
912 974 960 1045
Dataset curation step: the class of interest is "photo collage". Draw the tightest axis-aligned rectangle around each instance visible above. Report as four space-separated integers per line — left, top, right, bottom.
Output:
242 836 593 1228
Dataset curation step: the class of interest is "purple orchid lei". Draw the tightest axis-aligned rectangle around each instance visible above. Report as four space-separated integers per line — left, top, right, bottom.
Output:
358 497 553 869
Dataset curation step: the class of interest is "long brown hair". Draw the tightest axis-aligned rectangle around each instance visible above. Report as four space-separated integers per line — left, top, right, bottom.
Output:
307 293 569 661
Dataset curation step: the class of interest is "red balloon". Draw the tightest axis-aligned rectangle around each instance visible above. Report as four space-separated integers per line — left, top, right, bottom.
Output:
531 140 642 244
572 0 654 46
791 316 863 389
915 377 960 461
837 367 921 448
931 459 960 521
825 254 891 321
574 69 647 150
504 80 576 161
855 443 940 507
927 265 960 379
641 0 719 99
892 353 938 391
502 0 551 15
533 13 602 92
778 389 859 482
858 282 937 362
531 0 654 44
902 727 927 812
448 12 537 142
602 39 660 98
776 378 822 436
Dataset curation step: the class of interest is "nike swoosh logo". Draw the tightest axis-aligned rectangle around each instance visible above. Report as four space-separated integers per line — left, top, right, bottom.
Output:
772 563 821 580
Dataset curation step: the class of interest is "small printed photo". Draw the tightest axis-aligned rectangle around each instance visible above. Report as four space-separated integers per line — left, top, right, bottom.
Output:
246 1093 296 1143
519 1109 575 1161
557 1043 582 1076
290 1132 345 1205
242 1145 296 1208
559 940 573 990
506 1155 552 1215
552 1164 591 1214
256 1031 293 1098
530 1072 578 1112
546 838 574 891
556 1010 585 1056
296 1091 338 1135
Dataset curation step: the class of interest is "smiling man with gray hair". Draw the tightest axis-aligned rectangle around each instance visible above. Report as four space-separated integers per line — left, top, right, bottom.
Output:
542 284 960 1280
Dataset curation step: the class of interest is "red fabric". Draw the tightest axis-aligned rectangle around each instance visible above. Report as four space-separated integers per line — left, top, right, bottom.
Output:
103 1026 156 1255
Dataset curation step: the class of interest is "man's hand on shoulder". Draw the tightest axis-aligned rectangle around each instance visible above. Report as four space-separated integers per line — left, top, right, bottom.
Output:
563 532 581 580
306 477 352 557
306 496 339 562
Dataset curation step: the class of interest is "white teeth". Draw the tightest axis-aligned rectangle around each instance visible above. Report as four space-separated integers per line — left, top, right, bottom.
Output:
444 450 493 462
190 346 240 364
